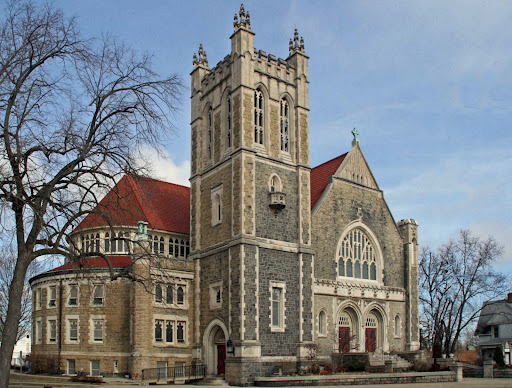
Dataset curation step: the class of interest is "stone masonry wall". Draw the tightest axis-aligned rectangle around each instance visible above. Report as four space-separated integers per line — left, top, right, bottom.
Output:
255 162 298 242
313 296 408 357
300 171 310 245
199 249 230 340
299 113 309 165
243 156 255 235
269 104 280 158
233 94 241 149
214 111 221 164
243 93 253 147
230 246 242 342
232 156 242 236
243 244 258 341
301 254 313 342
191 125 197 175
190 182 197 251
258 248 300 357
200 164 233 247
312 179 404 288
31 276 132 376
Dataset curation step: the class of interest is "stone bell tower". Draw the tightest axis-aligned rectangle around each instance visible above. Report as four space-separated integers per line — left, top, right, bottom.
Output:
189 4 314 384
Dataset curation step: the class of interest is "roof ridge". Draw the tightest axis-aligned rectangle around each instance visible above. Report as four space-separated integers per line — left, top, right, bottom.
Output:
312 152 348 170
126 175 152 226
131 173 191 189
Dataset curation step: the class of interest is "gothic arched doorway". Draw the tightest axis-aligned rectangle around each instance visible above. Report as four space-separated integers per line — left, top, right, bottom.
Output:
338 307 359 353
365 310 385 353
203 320 228 376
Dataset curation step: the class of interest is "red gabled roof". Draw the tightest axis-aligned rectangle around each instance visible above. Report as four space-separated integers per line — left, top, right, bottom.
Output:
77 175 190 235
310 153 348 209
50 256 132 271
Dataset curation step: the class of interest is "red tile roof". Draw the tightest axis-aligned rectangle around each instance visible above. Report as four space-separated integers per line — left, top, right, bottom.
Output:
77 175 190 235
50 256 132 271
310 153 347 209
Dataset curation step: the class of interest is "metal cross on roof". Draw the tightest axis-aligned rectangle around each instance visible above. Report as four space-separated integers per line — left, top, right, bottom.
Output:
351 128 359 140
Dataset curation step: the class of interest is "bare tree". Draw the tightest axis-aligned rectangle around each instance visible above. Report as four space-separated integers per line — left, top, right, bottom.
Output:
0 1 182 384
419 229 507 360
0 245 42 343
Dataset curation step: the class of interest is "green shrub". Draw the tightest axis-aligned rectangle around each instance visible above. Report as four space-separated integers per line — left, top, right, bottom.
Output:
494 346 506 368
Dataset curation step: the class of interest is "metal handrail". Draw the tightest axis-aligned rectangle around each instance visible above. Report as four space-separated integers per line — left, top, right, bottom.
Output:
142 364 206 382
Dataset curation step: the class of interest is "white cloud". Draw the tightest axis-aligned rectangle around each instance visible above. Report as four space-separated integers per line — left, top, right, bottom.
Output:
140 147 190 187
383 146 512 265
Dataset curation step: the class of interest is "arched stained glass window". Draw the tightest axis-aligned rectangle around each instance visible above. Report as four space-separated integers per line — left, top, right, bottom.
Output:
227 94 232 148
337 228 378 281
280 98 289 152
208 107 213 160
254 90 264 145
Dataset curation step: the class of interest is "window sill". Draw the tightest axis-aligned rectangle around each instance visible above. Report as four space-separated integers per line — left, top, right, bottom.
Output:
153 343 188 348
336 277 379 285
271 327 285 333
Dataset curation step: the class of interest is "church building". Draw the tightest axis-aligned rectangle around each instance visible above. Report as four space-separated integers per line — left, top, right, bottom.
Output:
30 5 419 385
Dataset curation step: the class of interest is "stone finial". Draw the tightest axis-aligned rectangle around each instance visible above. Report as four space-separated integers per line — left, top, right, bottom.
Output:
289 28 306 54
193 43 209 68
351 128 359 147
234 4 252 31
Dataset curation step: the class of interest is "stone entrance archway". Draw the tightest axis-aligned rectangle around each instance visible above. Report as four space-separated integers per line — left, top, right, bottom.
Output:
203 319 228 376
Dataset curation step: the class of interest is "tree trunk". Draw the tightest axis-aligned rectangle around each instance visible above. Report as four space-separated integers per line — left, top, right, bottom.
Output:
0 256 30 388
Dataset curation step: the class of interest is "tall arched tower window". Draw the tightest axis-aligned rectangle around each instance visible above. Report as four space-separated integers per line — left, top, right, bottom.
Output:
208 107 213 160
337 228 378 281
227 94 232 148
280 98 289 152
254 90 264 145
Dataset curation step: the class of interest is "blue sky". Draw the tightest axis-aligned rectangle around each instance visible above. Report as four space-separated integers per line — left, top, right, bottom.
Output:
48 0 512 271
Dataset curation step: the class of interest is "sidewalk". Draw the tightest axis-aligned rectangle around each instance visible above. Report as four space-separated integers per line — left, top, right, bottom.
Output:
8 372 512 388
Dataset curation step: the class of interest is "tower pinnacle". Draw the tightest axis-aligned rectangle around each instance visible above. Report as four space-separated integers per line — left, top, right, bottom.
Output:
233 4 251 31
192 43 209 68
289 29 305 55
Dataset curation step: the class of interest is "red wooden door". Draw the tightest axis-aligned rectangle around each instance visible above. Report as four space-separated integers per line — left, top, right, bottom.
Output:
339 326 351 353
365 328 376 352
217 344 226 375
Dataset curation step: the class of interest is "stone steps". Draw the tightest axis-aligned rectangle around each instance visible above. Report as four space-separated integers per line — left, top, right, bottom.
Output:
196 376 228 386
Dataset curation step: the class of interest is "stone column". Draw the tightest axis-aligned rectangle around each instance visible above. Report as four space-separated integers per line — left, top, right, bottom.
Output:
483 360 494 378
449 363 463 382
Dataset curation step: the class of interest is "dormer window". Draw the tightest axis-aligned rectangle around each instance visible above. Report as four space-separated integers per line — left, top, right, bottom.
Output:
280 98 289 152
254 90 264 145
